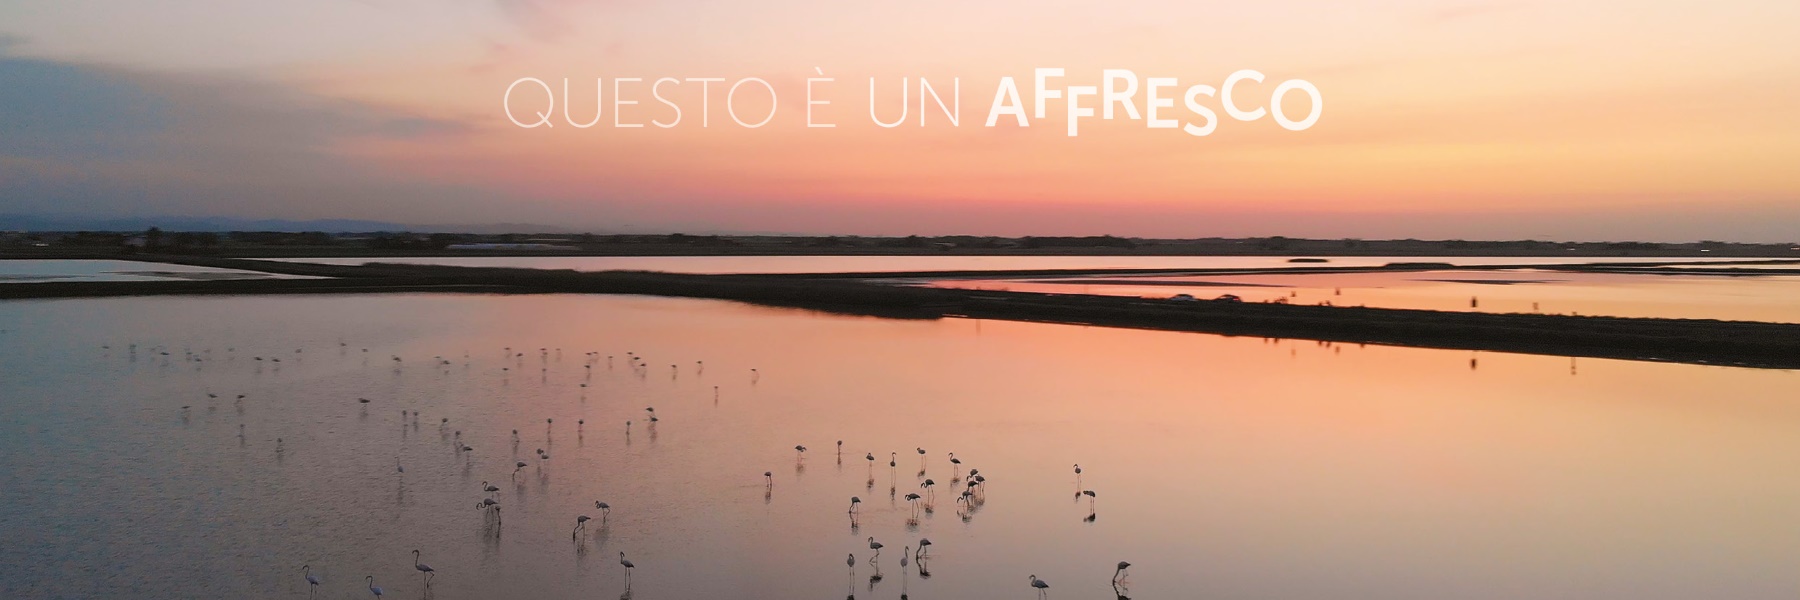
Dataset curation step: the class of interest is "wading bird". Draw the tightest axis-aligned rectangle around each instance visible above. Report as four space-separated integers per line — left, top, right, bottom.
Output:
900 548 911 594
619 552 635 583
1112 561 1132 583
1029 574 1050 598
302 565 321 598
413 549 435 586
868 537 884 562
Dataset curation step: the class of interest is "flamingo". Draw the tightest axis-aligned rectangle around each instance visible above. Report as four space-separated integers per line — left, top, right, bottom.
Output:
1083 489 1097 511
302 565 321 598
1113 561 1132 583
594 501 611 522
619 552 635 583
916 447 927 471
413 549 435 585
868 537 884 563
904 493 922 519
482 481 500 495
848 496 862 516
365 575 383 598
513 461 528 479
1029 575 1050 598
915 538 932 559
949 452 962 478
900 548 911 594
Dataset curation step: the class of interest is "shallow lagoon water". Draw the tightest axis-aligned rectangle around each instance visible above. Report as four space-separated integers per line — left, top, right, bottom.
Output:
3 293 1799 599
931 269 1800 323
0 259 315 283
268 254 1765 274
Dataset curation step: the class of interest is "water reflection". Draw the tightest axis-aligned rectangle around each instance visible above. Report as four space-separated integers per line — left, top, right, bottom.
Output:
0 293 1797 599
932 269 1800 323
265 254 1770 274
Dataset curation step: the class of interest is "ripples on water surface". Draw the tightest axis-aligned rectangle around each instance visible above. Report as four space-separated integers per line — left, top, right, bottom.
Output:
2 294 1798 599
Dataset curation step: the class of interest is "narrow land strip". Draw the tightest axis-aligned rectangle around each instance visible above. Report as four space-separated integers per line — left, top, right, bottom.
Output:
4 255 1797 370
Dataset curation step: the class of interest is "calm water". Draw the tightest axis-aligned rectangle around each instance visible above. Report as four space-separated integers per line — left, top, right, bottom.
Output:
929 270 1800 323
268 255 1764 274
3 294 1799 599
0 259 315 283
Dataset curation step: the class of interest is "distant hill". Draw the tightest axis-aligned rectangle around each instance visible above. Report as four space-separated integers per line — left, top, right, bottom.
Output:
0 215 578 234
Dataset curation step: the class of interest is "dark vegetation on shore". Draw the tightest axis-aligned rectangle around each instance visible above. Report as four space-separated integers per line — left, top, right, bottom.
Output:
4 229 1797 259
5 255 1799 370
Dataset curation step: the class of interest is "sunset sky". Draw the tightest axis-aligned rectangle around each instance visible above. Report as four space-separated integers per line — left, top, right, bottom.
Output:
2 1 1797 241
